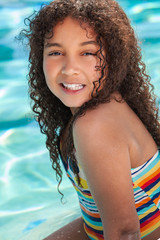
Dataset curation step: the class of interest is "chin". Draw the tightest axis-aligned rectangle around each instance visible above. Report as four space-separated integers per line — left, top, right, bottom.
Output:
62 101 86 108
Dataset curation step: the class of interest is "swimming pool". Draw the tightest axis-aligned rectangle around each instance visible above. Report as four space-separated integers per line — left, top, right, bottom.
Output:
0 0 160 239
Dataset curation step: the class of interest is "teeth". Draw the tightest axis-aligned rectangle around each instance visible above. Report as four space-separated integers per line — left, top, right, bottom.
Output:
62 83 84 90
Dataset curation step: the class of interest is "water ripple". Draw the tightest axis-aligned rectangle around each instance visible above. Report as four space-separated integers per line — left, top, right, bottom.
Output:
129 2 160 14
0 1 160 240
0 206 45 217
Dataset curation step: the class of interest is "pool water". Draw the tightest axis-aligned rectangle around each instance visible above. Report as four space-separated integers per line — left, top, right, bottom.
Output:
0 0 160 239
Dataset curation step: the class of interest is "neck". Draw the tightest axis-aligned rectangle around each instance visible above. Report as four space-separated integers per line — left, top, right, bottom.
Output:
70 107 79 115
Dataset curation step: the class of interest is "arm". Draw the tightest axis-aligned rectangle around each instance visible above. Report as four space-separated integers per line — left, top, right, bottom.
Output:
73 112 141 240
120 232 140 240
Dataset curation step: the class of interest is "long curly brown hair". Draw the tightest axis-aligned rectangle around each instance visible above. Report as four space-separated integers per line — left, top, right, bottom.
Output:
20 0 160 197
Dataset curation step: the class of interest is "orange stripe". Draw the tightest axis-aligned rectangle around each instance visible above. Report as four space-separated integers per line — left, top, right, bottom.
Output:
134 193 151 208
80 203 100 218
84 223 104 240
141 212 160 232
138 168 159 187
135 197 150 209
141 220 160 238
153 195 160 206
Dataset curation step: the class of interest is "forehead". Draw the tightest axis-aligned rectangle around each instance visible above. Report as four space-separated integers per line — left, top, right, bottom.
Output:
51 17 97 41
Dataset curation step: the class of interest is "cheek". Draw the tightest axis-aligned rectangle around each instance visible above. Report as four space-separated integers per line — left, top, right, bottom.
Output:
85 60 100 79
43 59 52 78
43 62 55 94
93 66 102 82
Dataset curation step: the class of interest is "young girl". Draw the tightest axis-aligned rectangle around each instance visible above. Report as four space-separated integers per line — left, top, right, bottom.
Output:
21 0 160 239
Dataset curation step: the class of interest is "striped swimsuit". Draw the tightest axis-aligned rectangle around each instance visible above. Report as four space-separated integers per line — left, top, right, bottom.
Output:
60 149 160 239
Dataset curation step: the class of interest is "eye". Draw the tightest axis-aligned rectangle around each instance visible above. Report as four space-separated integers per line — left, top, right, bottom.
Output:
48 51 62 56
83 52 96 56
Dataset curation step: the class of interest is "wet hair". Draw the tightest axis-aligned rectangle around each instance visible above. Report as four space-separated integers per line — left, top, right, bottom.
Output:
20 0 160 198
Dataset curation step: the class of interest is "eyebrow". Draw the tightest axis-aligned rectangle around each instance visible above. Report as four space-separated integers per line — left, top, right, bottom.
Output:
44 41 98 48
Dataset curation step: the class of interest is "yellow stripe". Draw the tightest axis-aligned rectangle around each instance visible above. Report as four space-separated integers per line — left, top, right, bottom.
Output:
74 186 93 199
83 223 99 240
145 181 160 195
134 163 159 185
141 218 160 238
139 168 160 188
86 232 98 240
83 217 103 231
138 205 157 220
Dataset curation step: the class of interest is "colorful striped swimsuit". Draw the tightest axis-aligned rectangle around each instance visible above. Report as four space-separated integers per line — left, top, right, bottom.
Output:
60 149 160 239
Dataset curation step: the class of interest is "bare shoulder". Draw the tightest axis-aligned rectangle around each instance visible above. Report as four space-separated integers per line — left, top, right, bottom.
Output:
73 92 129 144
73 90 158 169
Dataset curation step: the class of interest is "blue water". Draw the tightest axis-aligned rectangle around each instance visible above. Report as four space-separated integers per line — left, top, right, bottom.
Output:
0 1 160 239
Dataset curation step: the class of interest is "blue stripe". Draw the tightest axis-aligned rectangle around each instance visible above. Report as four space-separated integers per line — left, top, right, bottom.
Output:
151 191 160 202
80 197 97 206
68 176 76 185
131 152 160 182
80 202 99 213
134 189 144 196
135 195 147 203
143 178 160 192
77 191 95 203
84 221 103 235
140 208 159 224
87 235 96 240
81 207 102 224
132 158 152 175
80 200 98 211
82 189 92 194
132 160 158 182
136 199 154 213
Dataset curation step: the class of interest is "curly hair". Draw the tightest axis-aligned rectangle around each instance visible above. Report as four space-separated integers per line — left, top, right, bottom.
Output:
20 0 160 198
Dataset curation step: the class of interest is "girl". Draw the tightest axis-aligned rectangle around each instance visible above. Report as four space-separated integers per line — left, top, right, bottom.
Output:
21 0 160 239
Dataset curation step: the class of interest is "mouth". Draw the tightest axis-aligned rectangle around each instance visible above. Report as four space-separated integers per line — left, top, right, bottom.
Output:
61 83 85 91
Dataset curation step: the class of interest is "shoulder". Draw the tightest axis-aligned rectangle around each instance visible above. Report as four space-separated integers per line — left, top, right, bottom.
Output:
73 92 130 147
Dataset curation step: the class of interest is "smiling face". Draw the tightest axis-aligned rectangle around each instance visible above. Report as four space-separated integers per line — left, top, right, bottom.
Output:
43 17 105 113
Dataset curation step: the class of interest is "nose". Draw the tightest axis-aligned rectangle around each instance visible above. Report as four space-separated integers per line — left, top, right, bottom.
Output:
61 56 80 76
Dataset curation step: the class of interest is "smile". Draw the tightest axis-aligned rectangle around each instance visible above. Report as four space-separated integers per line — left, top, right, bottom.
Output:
62 83 85 90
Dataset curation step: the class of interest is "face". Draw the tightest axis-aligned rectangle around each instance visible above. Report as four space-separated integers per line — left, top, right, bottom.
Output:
43 17 105 113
